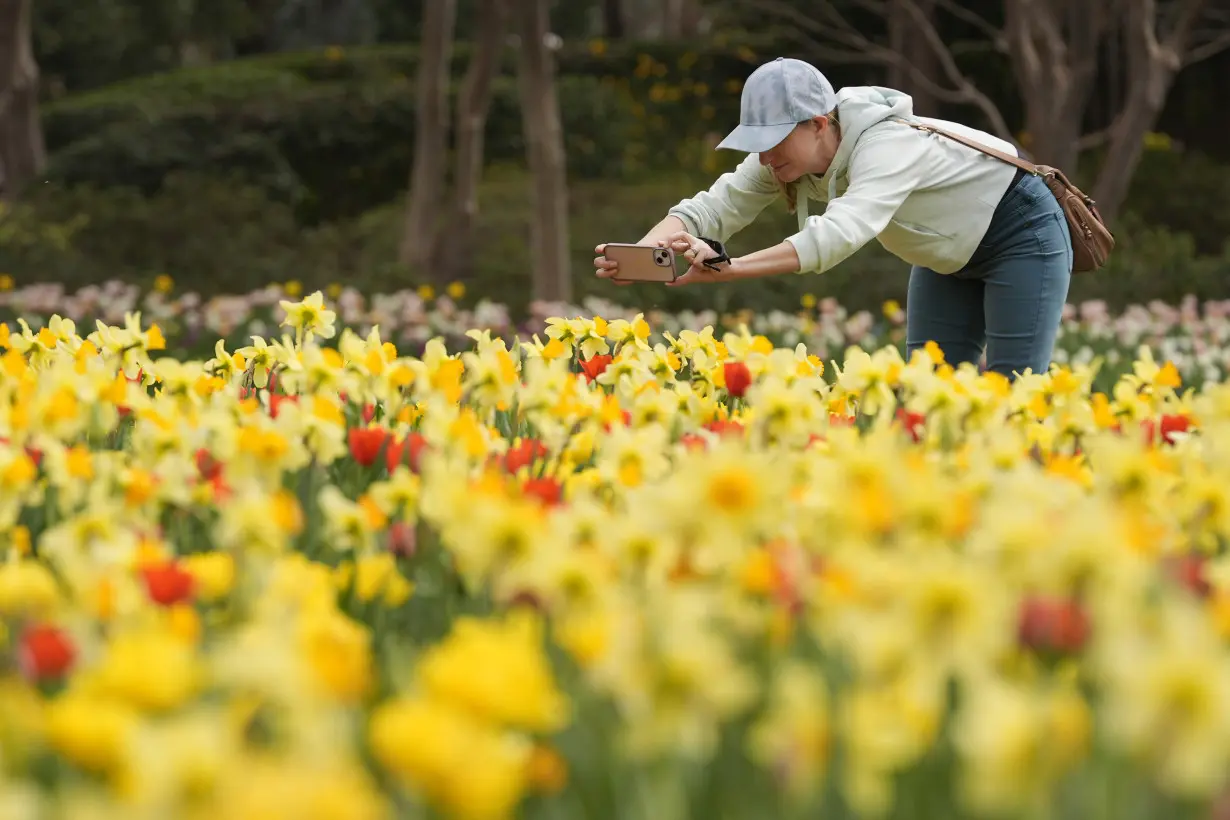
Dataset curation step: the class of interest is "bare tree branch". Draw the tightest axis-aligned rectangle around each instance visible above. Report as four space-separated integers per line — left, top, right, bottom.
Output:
1076 110 1127 150
1183 3 1230 64
949 40 1003 57
1163 0 1209 48
1003 0 1045 91
848 0 891 14
1185 29 1230 63
747 0 1017 143
897 0 1016 139
931 0 1006 47
1092 0 1217 220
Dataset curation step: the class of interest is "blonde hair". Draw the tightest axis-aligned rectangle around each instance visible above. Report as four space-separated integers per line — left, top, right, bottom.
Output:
776 109 840 214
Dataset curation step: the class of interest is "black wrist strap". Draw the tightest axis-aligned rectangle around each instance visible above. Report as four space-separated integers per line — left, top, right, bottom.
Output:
697 236 730 270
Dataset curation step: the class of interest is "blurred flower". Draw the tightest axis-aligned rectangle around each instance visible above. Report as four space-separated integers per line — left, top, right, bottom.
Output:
19 623 75 682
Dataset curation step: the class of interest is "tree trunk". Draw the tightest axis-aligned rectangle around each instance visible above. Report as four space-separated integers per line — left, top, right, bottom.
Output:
517 0 572 303
663 0 696 36
434 0 509 282
887 0 938 116
0 0 46 201
1092 81 1168 223
623 0 663 38
398 0 458 270
1092 0 1207 222
1003 0 1107 172
602 0 624 38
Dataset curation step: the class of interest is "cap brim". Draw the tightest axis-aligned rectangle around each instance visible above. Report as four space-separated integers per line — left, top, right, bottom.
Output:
716 122 797 153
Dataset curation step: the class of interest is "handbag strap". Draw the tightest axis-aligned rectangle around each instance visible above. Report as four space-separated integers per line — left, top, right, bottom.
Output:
902 120 1041 177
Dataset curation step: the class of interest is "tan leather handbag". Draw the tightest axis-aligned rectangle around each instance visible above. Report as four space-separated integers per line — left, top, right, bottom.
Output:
906 122 1115 274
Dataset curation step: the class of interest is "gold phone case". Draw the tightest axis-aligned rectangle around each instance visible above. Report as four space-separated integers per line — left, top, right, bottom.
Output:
604 244 679 283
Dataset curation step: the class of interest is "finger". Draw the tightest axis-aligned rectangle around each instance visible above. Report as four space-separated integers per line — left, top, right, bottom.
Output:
669 239 690 253
593 257 618 269
667 271 695 287
667 231 695 242
595 244 606 254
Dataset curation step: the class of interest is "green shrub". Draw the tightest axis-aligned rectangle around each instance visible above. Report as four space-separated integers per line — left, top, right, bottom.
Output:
38 36 786 221
43 71 648 223
1120 147 1230 257
0 173 304 292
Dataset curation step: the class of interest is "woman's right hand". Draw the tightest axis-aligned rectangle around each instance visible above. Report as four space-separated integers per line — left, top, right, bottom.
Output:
594 244 620 280
594 243 651 287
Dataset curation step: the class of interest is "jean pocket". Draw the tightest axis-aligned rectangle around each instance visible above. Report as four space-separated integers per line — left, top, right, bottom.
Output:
1031 209 1070 256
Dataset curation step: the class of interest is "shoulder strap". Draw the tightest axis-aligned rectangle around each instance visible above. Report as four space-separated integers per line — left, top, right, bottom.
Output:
902 120 1040 177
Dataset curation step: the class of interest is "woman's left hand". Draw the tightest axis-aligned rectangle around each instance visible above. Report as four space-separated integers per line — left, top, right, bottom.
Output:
666 231 738 286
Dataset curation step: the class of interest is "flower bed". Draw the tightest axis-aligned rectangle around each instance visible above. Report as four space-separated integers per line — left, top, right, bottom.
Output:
0 292 1229 817
4 280 1230 390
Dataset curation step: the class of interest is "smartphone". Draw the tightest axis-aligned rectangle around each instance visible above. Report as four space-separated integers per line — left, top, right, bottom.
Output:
604 243 679 283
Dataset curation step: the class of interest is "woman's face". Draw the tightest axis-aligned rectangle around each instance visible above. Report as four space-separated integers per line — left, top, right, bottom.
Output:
758 116 839 183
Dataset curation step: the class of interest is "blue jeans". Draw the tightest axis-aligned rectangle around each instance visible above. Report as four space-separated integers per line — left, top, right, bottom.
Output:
906 171 1073 379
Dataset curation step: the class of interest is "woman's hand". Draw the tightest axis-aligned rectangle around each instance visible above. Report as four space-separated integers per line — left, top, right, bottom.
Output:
593 243 641 287
594 243 620 280
666 231 739 287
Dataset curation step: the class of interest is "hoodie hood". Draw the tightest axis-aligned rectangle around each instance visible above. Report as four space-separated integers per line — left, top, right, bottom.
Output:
822 86 916 199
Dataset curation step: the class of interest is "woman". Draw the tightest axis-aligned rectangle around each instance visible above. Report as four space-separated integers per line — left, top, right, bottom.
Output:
594 57 1073 379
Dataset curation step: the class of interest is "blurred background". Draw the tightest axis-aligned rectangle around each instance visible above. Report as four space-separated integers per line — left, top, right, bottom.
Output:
0 0 1228 320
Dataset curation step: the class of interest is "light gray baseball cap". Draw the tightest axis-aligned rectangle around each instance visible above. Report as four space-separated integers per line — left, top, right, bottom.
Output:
717 57 838 153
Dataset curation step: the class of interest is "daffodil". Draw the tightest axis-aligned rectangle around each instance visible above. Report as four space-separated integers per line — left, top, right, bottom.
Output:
279 290 337 341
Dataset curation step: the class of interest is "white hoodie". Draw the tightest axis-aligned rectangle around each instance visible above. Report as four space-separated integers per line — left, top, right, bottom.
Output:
667 86 1021 275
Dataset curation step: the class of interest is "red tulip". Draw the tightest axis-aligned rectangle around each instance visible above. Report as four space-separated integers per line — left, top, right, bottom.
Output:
387 520 417 558
680 433 708 451
1163 553 1212 598
1142 414 1192 446
386 433 429 474
703 420 744 438
19 624 75 682
896 408 926 443
268 393 297 419
522 477 564 507
348 426 390 467
504 439 549 474
1017 595 1091 654
579 355 613 384
195 448 223 481
140 561 196 607
723 361 752 398
209 472 232 502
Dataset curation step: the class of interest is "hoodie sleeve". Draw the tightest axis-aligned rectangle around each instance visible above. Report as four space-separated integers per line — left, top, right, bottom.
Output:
667 153 781 242
785 123 930 273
